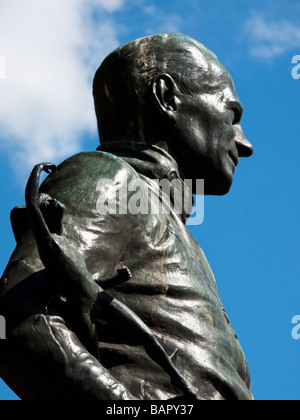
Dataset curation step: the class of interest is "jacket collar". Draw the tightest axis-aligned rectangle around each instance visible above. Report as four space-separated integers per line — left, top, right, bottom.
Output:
97 141 193 224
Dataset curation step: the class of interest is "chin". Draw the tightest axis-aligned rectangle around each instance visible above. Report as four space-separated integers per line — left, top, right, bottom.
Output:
205 172 234 196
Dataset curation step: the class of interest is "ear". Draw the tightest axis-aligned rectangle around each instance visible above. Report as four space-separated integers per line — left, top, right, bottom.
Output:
152 74 180 115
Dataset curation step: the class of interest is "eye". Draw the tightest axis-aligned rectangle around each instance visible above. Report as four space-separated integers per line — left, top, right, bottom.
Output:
228 102 243 125
231 107 242 125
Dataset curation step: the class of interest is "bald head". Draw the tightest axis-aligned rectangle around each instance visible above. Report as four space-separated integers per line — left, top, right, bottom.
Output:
93 33 226 144
93 33 253 195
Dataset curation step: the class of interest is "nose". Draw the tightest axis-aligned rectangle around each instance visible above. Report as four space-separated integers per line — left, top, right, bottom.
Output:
235 125 254 158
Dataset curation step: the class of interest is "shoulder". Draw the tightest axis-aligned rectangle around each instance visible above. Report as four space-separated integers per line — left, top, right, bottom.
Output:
40 151 143 202
39 151 150 234
43 151 140 187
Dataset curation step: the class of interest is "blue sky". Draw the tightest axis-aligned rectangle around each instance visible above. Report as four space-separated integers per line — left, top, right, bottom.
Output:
0 0 299 400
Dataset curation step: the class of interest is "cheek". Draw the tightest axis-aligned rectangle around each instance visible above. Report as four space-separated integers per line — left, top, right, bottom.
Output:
175 115 206 151
174 105 234 161
204 122 236 174
214 121 235 152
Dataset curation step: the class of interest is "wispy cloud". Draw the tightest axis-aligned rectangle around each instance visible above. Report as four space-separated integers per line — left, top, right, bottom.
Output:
0 0 125 178
245 15 300 59
91 0 125 13
142 3 182 35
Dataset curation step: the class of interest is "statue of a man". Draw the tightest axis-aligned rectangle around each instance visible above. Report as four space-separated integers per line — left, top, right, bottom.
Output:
0 33 254 400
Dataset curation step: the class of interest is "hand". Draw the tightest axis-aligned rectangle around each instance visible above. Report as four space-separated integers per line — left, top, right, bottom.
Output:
94 266 132 290
117 267 132 282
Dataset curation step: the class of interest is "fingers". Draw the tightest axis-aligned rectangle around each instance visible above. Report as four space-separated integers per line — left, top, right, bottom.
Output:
117 267 132 281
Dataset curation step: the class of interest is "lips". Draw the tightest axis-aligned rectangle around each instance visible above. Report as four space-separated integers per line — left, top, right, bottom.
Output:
228 151 239 167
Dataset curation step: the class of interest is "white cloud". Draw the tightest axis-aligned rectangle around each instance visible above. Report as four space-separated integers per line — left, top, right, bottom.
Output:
245 15 300 59
0 0 125 178
141 3 182 36
90 0 125 13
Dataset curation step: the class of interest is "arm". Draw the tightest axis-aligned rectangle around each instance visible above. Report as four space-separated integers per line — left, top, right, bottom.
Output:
0 307 137 400
26 163 196 398
0 252 137 400
92 294 198 398
0 156 140 400
2 152 195 400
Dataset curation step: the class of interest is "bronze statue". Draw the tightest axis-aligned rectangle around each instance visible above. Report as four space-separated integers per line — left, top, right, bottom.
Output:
0 33 254 400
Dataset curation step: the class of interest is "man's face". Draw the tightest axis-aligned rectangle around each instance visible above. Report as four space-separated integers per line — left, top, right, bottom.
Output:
172 53 253 195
